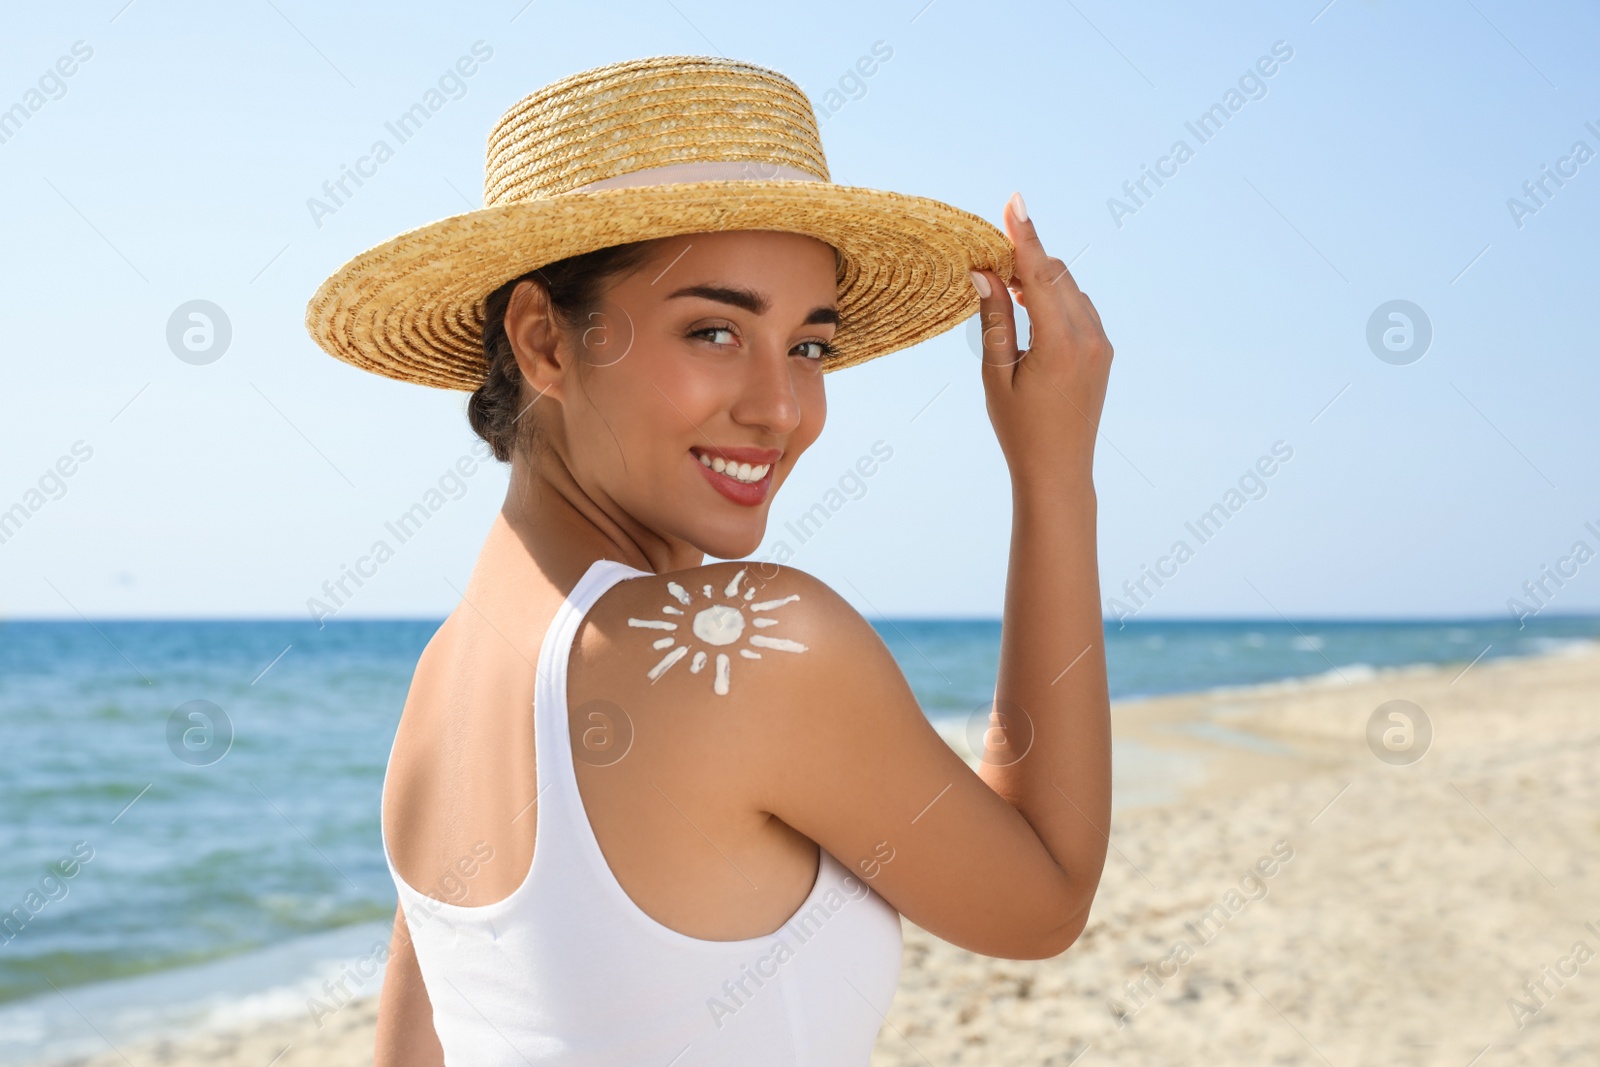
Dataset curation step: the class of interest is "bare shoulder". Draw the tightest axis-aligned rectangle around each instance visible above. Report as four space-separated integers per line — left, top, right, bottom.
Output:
577 560 927 797
578 560 889 705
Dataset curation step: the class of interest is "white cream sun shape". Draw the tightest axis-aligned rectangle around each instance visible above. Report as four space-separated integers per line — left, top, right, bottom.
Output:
625 566 807 695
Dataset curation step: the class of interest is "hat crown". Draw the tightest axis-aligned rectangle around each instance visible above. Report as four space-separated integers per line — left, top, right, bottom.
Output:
483 55 830 206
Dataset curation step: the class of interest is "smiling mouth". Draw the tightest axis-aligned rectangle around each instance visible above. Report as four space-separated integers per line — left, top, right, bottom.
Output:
692 450 771 484
690 445 781 505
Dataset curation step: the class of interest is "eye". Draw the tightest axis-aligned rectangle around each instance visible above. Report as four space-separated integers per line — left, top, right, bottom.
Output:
794 339 836 362
689 325 738 347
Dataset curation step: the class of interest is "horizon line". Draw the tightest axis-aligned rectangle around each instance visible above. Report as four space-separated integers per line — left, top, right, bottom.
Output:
3 612 1597 625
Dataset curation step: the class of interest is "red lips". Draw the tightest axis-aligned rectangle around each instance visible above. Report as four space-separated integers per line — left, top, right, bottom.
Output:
690 446 779 507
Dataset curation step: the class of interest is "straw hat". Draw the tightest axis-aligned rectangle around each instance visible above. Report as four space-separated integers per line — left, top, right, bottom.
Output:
304 54 1015 391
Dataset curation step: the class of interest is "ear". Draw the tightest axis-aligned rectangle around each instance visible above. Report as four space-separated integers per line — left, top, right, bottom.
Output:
503 278 569 406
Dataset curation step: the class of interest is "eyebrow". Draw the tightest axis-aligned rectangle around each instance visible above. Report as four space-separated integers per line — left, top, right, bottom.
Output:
665 284 840 327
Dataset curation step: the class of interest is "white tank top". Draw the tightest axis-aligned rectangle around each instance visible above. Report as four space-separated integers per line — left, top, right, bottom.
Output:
380 557 904 1065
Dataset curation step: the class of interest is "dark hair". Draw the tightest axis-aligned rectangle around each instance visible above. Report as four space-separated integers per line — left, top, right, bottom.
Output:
469 241 657 462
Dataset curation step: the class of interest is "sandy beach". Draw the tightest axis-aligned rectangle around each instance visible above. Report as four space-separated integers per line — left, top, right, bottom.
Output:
32 642 1600 1066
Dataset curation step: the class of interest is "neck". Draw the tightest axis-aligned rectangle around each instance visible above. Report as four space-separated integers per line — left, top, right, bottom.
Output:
472 446 703 605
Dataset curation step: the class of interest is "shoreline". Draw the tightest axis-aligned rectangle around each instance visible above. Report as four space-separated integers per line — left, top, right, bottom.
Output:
14 638 1600 1065
1112 635 1599 810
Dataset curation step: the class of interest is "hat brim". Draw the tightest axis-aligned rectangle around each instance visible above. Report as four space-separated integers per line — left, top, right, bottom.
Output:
304 179 1015 391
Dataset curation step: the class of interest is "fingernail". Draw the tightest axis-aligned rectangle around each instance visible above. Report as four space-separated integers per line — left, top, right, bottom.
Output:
1008 191 1028 223
969 270 991 298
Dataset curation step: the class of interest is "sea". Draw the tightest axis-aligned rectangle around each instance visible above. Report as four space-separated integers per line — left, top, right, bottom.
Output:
2 614 1597 1061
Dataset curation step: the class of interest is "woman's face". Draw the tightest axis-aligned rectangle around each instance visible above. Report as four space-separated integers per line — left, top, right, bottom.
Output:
516 230 837 561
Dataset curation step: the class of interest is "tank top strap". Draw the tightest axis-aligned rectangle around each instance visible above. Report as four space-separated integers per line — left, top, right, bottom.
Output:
531 558 650 860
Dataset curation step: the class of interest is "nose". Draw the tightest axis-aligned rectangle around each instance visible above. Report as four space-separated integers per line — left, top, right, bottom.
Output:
729 342 804 436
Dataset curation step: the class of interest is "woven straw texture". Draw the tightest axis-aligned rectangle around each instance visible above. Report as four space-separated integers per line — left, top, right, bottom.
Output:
305 55 1015 391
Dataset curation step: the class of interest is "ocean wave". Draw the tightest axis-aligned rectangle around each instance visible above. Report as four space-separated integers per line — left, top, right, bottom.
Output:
0 921 392 1066
1516 636 1600 657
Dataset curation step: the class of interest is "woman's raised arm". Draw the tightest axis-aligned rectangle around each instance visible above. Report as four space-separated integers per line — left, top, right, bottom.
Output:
749 194 1115 959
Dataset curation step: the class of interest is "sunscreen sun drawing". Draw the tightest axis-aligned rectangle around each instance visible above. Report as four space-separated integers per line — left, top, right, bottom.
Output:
625 567 806 695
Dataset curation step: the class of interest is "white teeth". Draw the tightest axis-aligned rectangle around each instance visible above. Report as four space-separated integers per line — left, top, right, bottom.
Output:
695 451 770 484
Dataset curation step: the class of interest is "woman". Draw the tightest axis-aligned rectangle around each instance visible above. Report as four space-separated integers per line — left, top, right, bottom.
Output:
305 54 1113 1066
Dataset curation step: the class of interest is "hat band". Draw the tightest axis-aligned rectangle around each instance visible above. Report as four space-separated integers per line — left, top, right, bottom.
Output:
569 160 823 193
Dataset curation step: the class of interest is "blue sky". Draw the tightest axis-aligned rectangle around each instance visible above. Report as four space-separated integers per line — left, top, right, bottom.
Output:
1 0 1596 620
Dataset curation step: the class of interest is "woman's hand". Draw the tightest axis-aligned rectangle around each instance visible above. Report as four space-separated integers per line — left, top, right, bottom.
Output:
972 192 1113 494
